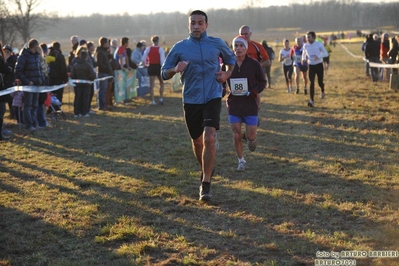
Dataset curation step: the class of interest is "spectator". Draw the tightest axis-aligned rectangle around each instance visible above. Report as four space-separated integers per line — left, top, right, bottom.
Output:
142 35 165 105
388 36 398 74
95 37 113 111
15 38 45 132
380 32 390 81
362 34 373 77
365 34 380 82
48 41 68 104
131 41 144 67
68 35 79 72
110 39 118 56
71 49 96 118
87 41 97 113
0 43 13 140
2 45 18 120
36 43 50 128
114 37 132 70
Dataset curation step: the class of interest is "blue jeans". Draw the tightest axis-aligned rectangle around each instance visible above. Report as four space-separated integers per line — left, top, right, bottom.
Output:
368 57 380 82
37 104 47 127
98 73 109 110
365 61 370 76
23 92 39 129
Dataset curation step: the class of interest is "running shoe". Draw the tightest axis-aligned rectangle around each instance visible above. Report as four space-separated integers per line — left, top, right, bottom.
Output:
199 182 211 201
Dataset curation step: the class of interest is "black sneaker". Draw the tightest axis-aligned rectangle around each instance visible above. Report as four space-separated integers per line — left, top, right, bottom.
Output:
296 88 299 94
307 100 314 107
304 88 308 95
199 182 211 201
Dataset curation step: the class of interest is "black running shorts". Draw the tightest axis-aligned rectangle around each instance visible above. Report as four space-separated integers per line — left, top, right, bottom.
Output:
183 98 221 140
147 64 161 76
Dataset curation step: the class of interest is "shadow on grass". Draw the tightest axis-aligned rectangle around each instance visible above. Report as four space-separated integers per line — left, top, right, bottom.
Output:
1 93 399 265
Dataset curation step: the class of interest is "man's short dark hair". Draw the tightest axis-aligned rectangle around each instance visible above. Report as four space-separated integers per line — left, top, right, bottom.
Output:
87 41 94 49
121 37 129 45
151 35 159 44
28 39 39 49
52 41 61 50
99 37 108 47
80 51 88 59
190 10 207 23
307 31 316 39
136 42 143 48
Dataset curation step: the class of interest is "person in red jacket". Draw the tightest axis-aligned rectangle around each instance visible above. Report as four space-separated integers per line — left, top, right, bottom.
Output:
239 25 270 126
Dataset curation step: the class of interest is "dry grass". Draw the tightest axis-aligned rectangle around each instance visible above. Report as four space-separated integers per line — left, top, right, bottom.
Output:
1 40 399 266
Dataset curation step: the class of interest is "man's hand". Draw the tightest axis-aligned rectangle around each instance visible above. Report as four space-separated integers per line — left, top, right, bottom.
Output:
174 61 189 73
215 71 230 83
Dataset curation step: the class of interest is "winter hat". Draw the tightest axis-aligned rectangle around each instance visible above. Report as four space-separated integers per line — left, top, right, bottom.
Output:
3 45 12 52
232 35 248 49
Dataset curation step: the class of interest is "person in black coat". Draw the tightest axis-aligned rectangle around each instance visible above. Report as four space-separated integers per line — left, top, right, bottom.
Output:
15 39 45 131
70 50 96 117
2 45 17 120
48 42 68 103
0 43 13 140
365 34 381 82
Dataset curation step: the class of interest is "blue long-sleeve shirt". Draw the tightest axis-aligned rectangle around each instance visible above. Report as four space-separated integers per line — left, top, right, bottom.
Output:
162 32 235 104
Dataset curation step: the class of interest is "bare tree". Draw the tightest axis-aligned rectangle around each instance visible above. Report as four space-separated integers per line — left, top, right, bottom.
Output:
7 0 55 44
0 0 17 45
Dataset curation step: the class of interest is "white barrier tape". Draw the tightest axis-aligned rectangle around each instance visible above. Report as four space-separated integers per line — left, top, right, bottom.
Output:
0 75 114 97
0 83 68 97
341 43 398 69
69 75 113 86
368 62 398 68
340 44 364 59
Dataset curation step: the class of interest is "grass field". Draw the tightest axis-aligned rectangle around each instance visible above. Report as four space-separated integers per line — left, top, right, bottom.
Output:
1 41 399 266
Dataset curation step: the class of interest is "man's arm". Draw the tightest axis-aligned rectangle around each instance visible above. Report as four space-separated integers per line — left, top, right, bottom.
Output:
260 59 271 68
163 61 189 80
216 63 234 83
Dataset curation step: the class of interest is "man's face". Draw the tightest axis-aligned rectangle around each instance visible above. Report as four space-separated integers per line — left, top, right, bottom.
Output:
296 38 303 47
31 44 39 53
71 37 78 46
3 49 10 57
189 14 208 39
307 34 315 44
234 42 246 57
240 28 252 42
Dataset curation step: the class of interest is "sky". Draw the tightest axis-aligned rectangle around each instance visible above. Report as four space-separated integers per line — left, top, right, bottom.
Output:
36 0 396 17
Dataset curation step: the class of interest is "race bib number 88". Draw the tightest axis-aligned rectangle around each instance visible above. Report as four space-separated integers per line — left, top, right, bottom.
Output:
230 78 248 96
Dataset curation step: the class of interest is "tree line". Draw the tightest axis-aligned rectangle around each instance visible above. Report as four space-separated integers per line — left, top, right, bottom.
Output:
1 0 398 46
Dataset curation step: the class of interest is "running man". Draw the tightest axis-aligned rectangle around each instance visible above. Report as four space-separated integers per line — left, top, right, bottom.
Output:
301 31 329 107
161 10 235 201
225 35 266 171
279 39 294 93
291 36 308 95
